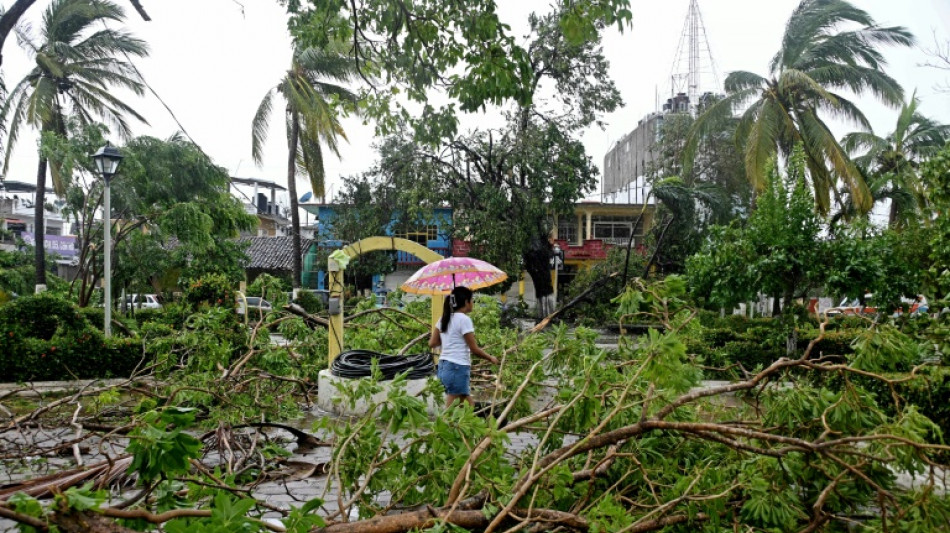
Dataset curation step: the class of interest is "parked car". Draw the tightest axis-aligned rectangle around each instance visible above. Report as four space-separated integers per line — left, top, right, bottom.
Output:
236 296 272 316
123 294 163 309
825 297 874 317
826 294 927 318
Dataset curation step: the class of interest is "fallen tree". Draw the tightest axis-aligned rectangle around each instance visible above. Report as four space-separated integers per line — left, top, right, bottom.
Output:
1 278 949 532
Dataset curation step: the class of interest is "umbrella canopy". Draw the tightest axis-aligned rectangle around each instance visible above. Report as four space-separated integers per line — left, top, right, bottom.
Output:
401 257 508 295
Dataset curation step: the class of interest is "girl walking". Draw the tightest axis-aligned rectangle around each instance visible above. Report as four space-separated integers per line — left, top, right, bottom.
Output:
429 286 498 407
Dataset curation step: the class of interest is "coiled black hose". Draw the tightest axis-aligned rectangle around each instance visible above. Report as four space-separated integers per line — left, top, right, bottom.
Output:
330 350 435 380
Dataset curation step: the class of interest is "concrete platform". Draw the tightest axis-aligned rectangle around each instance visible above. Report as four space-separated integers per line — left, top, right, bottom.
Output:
317 369 440 417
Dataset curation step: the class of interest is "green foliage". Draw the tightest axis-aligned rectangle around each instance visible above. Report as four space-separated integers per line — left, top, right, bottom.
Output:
0 249 39 299
283 0 631 141
128 408 203 483
293 290 324 314
246 273 289 301
686 0 914 213
164 492 260 533
926 143 950 300
825 223 929 310
0 322 142 382
562 247 647 326
687 148 825 312
0 294 144 381
184 274 237 310
0 292 85 340
840 93 950 228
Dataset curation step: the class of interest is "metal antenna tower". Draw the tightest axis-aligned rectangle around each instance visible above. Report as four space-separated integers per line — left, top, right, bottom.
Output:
669 0 721 114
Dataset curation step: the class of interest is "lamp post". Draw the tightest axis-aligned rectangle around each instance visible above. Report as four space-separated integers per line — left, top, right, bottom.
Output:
92 142 123 337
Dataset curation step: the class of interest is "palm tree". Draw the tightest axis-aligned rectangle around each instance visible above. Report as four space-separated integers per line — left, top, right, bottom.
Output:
251 47 358 288
687 0 914 214
841 93 950 226
0 0 148 289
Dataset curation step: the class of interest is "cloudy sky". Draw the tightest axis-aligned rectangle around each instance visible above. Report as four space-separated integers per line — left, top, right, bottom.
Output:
1 0 949 203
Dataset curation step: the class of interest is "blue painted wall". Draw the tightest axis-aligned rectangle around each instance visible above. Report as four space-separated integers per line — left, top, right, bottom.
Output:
304 205 453 289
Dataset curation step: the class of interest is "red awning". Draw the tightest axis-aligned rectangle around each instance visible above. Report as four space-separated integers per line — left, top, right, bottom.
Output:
4 219 23 223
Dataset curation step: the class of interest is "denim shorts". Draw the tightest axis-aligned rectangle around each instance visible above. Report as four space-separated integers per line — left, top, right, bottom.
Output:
437 360 471 396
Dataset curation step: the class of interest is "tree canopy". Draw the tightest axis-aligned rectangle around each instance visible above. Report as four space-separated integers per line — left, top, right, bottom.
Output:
686 0 914 214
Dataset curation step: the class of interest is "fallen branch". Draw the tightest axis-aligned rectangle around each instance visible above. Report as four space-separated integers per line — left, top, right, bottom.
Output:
285 303 330 328
528 272 620 335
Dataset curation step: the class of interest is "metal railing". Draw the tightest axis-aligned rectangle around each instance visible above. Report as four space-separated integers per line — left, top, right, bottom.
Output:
396 246 450 266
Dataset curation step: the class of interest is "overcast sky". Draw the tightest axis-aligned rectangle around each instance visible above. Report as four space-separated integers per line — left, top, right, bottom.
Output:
1 0 949 203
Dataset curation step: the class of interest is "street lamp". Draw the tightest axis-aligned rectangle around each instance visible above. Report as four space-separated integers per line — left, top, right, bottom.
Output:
92 142 123 337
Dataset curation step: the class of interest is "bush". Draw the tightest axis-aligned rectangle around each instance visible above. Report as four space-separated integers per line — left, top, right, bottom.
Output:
0 293 85 340
247 273 290 301
294 290 324 314
799 329 858 358
0 324 144 382
131 308 164 325
184 273 235 309
686 315 863 375
0 294 148 381
77 307 105 331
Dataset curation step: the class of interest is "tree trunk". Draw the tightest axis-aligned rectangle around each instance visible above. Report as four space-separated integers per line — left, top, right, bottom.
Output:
641 216 674 279
523 239 554 319
287 113 302 288
771 292 781 317
0 0 37 67
34 156 49 289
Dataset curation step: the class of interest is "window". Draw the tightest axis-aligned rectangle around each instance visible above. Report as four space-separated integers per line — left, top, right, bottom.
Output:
557 219 578 244
398 225 439 245
592 215 644 245
593 222 632 241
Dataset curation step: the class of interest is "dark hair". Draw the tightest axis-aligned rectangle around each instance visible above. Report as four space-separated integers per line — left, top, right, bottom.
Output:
440 286 473 332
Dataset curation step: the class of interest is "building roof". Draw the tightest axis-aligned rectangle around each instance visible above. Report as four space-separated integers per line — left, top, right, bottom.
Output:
239 236 313 271
1 180 53 194
231 177 287 191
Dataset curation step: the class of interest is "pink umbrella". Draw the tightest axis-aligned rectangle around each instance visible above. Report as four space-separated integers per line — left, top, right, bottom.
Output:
401 257 508 295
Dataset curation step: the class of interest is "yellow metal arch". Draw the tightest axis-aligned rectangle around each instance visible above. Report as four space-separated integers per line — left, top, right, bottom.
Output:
328 237 445 363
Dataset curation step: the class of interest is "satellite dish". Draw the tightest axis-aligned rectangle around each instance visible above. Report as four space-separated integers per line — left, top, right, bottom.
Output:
299 192 313 203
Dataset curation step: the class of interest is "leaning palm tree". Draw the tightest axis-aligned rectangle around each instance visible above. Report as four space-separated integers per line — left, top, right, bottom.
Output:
841 93 950 226
0 0 148 289
686 0 914 214
251 47 358 288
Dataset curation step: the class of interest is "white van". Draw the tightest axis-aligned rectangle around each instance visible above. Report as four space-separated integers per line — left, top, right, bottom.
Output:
123 294 163 309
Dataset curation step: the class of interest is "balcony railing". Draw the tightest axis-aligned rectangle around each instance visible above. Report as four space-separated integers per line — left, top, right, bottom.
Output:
396 246 449 266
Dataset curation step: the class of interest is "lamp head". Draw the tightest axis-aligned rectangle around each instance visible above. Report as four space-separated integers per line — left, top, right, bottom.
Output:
92 142 124 180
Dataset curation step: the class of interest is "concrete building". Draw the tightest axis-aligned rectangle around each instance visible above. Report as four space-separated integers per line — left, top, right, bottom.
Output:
229 177 292 237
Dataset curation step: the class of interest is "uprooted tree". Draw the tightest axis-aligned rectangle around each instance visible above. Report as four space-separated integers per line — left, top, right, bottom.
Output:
1 276 949 532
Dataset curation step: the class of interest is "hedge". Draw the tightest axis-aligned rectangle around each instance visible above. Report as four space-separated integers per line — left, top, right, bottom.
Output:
0 294 146 382
688 317 863 375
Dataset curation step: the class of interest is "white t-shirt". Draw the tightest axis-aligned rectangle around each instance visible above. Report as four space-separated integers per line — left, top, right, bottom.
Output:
438 312 475 366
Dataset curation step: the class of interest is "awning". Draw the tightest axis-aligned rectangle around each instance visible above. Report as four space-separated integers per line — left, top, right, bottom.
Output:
4 219 23 223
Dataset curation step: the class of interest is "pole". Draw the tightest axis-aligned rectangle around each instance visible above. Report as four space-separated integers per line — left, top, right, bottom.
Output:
103 177 112 337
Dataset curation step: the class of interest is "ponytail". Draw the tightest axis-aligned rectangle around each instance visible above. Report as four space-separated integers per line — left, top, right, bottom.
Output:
440 286 473 332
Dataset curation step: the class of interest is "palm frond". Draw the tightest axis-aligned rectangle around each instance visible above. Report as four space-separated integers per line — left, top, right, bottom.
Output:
723 70 766 93
251 88 275 165
841 131 886 157
799 108 870 213
817 92 871 131
298 130 326 198
683 88 757 177
744 99 781 192
806 64 904 107
296 47 361 84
